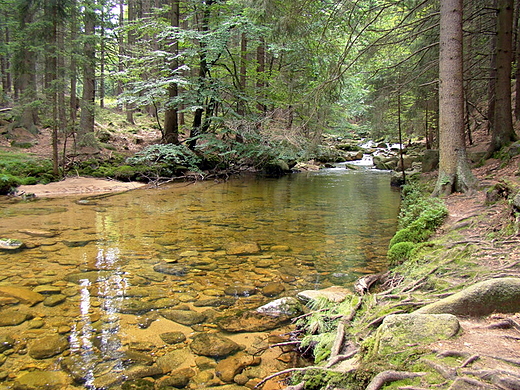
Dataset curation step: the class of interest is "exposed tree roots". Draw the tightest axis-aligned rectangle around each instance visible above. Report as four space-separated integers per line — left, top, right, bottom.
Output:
364 370 426 390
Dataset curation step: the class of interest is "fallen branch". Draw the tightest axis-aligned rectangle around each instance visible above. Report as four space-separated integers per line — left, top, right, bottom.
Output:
365 370 426 390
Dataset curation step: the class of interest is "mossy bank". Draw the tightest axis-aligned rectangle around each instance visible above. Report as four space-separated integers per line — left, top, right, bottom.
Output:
288 177 520 390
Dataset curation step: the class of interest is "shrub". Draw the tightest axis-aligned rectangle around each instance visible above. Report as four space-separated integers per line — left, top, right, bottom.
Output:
0 174 21 195
388 242 416 266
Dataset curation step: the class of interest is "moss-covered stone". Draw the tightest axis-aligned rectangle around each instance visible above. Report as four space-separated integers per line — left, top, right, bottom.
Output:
415 277 520 316
375 313 460 356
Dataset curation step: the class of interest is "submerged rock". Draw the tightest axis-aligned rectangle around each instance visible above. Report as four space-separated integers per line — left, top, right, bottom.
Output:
159 331 186 345
193 297 236 308
225 242 261 255
261 282 285 297
156 349 193 374
161 309 206 326
190 333 241 358
29 335 69 359
0 310 32 327
416 277 520 316
376 313 460 355
0 286 44 306
215 352 261 383
156 367 195 388
153 263 188 276
14 370 72 390
224 286 257 297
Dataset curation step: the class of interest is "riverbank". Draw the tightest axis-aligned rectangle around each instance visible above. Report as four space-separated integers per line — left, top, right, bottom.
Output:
283 151 520 390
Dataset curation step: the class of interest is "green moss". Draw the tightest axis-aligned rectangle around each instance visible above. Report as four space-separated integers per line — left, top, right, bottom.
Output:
388 241 416 266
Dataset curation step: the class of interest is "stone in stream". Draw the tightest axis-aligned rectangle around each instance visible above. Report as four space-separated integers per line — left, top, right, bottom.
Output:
192 297 236 308
153 263 188 276
214 352 261 383
18 229 58 238
33 285 62 295
156 349 193 373
161 309 207 326
256 297 303 317
43 294 66 307
0 238 25 251
190 333 241 358
297 286 351 303
28 335 69 359
261 282 285 297
159 331 187 345
0 310 33 327
225 242 261 255
0 286 44 306
0 336 14 353
156 368 195 388
13 370 72 390
224 286 257 297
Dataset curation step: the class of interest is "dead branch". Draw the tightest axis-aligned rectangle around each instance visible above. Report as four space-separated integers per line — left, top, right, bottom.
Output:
282 382 305 390
365 370 426 390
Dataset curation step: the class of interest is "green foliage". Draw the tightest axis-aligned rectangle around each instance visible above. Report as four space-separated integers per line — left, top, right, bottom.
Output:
0 152 55 192
293 369 352 390
0 174 21 195
127 144 202 177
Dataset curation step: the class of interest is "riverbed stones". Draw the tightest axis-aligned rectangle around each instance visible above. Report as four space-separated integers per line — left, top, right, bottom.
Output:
376 313 460 355
0 336 14 353
161 309 206 326
225 242 261 255
193 297 236 308
297 286 351 303
190 333 241 358
159 331 186 345
28 335 69 359
415 277 520 316
13 370 72 390
33 285 62 295
0 286 44 306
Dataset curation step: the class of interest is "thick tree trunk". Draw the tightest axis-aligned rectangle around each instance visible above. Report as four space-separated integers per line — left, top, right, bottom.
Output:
78 2 96 146
163 0 180 144
256 37 266 112
488 0 517 154
433 0 477 196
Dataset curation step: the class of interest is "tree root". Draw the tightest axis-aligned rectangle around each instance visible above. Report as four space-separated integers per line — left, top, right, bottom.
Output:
364 370 426 390
421 359 457 380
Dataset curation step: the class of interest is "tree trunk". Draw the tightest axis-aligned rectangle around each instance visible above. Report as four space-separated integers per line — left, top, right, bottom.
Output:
69 1 78 126
256 37 266 112
78 1 96 146
237 32 247 116
515 1 520 120
163 0 180 144
433 0 477 196
488 0 517 155
99 6 105 109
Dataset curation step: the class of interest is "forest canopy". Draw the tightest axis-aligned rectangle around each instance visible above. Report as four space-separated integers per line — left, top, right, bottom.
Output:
0 0 518 186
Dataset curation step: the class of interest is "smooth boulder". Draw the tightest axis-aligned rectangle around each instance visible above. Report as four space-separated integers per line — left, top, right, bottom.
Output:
190 333 241 358
415 277 520 316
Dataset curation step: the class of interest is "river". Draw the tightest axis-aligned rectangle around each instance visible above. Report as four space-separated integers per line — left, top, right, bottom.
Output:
0 168 400 389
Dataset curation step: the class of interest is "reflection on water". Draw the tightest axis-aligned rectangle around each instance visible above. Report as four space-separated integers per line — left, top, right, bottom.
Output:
0 170 400 389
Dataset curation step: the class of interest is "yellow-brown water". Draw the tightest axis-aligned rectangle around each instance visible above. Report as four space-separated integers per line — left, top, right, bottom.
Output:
0 169 400 389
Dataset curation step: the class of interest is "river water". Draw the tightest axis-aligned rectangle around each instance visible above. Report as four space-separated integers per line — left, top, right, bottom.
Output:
0 169 400 389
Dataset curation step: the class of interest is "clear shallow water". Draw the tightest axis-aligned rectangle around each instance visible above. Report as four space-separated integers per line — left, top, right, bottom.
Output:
0 169 400 389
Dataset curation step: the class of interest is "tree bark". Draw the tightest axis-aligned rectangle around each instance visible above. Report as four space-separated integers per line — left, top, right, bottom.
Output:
163 0 180 144
488 0 517 155
433 0 477 196
78 0 96 146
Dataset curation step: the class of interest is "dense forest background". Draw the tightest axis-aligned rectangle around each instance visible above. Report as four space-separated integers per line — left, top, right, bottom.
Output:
0 0 518 184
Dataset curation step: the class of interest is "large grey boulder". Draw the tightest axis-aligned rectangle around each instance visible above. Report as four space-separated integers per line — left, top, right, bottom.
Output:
415 277 520 316
376 313 460 355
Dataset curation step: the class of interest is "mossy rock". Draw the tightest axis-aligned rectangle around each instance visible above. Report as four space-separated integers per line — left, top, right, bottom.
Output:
389 227 431 248
415 277 520 316
375 313 460 356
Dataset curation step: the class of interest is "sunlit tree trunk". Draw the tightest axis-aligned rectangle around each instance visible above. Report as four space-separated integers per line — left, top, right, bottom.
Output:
433 0 477 196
